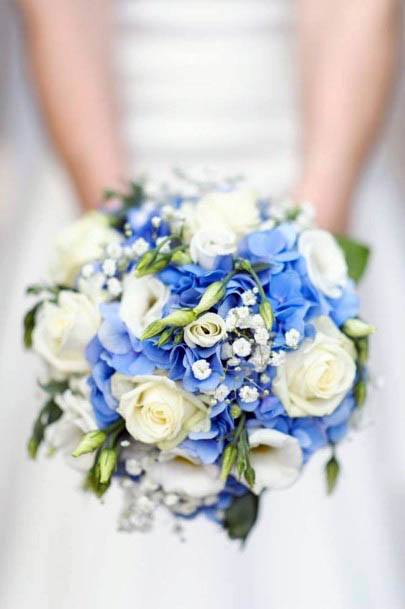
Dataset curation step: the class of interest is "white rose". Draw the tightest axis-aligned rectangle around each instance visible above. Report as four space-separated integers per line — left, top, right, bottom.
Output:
246 428 302 494
147 451 224 498
272 316 356 417
184 312 227 348
33 291 100 374
190 228 237 270
45 376 96 470
111 374 211 450
50 211 121 286
120 274 169 338
182 189 260 239
298 229 348 298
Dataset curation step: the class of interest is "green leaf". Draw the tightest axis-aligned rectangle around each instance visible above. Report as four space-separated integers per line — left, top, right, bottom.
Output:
23 302 42 349
335 236 370 283
325 455 340 495
27 399 63 459
39 379 69 396
224 492 260 543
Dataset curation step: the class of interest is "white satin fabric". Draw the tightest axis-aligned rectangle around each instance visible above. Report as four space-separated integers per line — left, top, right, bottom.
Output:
1 2 405 609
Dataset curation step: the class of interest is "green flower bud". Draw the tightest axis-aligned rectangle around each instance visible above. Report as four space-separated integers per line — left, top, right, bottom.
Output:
136 254 168 277
356 337 369 366
72 430 106 457
171 250 192 266
343 318 375 338
135 250 157 274
354 380 367 407
27 437 39 460
97 448 117 484
157 328 173 346
141 319 166 340
230 404 242 419
194 281 226 315
259 299 273 330
220 444 238 481
244 465 256 489
162 309 196 327
325 455 340 495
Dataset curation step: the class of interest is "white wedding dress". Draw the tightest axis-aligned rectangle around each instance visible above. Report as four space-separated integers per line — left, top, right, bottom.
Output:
1 2 405 608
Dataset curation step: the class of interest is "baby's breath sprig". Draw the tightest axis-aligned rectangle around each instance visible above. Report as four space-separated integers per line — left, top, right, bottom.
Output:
234 259 274 330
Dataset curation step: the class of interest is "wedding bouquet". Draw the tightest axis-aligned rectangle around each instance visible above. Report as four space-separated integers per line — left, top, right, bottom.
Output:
24 173 373 541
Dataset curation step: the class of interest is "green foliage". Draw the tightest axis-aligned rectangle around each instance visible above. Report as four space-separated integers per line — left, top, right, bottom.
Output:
27 399 63 459
336 236 370 283
23 302 42 349
224 492 260 543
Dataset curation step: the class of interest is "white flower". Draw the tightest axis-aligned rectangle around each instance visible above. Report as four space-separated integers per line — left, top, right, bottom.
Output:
184 312 227 348
151 216 162 228
81 263 95 279
298 229 348 298
155 236 171 254
249 314 265 329
45 377 96 470
77 272 107 303
195 189 260 238
285 328 300 349
33 291 100 374
241 290 257 306
247 428 302 494
147 451 224 499
239 385 259 403
192 359 212 381
272 316 356 417
254 327 269 346
232 337 252 358
50 211 120 286
131 238 150 258
249 345 271 372
120 274 169 338
190 228 237 270
225 306 251 331
106 242 123 259
214 383 231 402
107 277 122 298
269 351 286 367
102 258 116 277
111 374 211 450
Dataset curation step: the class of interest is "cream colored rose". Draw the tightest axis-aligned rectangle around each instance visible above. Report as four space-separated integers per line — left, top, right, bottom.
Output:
50 211 121 286
120 274 169 338
298 229 348 298
190 228 237 270
182 189 260 239
184 312 227 348
111 374 211 450
246 428 302 494
272 316 356 417
147 450 224 498
32 291 100 374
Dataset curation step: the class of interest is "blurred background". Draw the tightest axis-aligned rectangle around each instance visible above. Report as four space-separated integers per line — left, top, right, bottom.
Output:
1 2 405 609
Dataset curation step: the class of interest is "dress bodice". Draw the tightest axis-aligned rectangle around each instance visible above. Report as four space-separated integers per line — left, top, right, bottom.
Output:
114 0 299 194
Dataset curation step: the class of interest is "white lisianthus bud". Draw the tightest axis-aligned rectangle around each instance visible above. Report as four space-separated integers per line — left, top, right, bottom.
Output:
184 312 227 348
190 228 237 270
98 448 118 484
273 316 356 417
298 229 348 298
